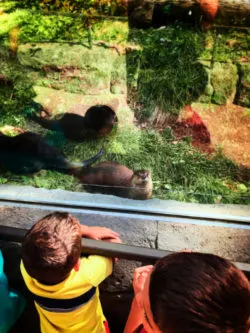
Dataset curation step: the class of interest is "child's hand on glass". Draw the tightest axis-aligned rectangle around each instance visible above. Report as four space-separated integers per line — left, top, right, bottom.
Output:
80 225 120 241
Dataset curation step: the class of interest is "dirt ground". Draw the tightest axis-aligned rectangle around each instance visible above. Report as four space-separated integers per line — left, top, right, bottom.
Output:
177 103 250 168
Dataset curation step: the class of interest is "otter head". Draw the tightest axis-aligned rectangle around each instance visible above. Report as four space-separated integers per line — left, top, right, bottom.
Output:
131 170 151 186
130 170 153 200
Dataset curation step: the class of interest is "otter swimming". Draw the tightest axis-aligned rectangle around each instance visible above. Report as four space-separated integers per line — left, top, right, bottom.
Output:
0 131 104 174
73 162 152 200
28 104 117 141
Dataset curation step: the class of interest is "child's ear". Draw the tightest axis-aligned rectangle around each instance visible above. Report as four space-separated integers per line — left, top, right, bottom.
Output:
73 259 81 272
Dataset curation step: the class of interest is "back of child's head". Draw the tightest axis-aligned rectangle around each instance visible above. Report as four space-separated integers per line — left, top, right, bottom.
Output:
149 252 250 333
22 212 81 285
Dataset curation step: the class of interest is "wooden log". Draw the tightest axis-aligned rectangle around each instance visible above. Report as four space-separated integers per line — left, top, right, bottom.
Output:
128 0 250 28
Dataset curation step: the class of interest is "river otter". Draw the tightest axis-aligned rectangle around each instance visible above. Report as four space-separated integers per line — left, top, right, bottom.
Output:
73 162 152 200
0 131 104 174
28 103 117 141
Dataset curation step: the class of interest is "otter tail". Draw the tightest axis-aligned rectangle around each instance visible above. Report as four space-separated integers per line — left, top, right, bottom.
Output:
26 103 61 132
69 147 104 169
30 113 62 132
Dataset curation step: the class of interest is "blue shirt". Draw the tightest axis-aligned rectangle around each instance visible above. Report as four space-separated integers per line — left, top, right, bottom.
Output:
0 250 26 333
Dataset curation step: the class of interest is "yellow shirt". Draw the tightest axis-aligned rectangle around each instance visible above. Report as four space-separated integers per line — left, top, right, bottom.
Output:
20 255 113 333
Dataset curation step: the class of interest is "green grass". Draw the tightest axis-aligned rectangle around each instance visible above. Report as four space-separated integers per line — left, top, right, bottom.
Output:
0 52 35 127
127 25 210 119
1 125 249 205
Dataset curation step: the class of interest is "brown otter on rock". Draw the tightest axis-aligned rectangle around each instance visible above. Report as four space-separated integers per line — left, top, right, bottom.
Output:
73 161 153 200
0 131 104 174
28 103 117 141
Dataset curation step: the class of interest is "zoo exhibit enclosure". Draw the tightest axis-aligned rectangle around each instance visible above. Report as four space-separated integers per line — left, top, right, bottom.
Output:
0 2 250 331
0 0 249 205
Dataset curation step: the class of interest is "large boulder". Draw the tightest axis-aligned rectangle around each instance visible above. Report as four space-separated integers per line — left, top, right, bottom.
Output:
33 86 134 126
18 43 121 95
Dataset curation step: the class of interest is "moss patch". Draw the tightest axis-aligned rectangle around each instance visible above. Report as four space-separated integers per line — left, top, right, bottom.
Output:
211 63 238 105
237 63 250 107
18 44 117 71
214 29 250 62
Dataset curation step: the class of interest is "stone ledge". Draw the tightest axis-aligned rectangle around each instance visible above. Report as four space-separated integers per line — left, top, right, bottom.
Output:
0 185 249 222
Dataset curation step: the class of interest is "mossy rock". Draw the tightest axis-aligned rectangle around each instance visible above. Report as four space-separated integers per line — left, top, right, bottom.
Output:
27 68 111 95
211 62 238 105
213 29 250 62
17 44 118 72
17 43 122 95
198 61 213 103
236 63 250 107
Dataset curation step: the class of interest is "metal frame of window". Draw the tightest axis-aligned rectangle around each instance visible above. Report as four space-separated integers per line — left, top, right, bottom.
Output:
0 224 249 275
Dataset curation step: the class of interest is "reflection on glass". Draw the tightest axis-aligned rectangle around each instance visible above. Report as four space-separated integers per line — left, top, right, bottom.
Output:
0 0 249 205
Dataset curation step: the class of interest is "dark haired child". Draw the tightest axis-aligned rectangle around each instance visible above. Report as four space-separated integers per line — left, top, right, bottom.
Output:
124 252 250 333
21 212 121 333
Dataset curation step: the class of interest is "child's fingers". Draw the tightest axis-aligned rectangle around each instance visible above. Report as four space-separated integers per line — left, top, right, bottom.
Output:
107 237 122 244
134 265 154 276
133 266 154 293
100 229 120 238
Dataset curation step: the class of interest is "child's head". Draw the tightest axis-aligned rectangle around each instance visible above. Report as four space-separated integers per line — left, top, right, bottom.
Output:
139 252 250 333
22 212 82 285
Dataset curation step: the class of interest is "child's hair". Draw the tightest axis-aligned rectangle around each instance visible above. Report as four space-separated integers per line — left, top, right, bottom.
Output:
22 212 82 285
149 252 250 333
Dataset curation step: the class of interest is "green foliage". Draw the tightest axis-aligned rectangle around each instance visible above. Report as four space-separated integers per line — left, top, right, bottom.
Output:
0 9 28 37
18 13 128 44
91 20 128 44
15 0 127 16
0 1 19 13
19 13 89 43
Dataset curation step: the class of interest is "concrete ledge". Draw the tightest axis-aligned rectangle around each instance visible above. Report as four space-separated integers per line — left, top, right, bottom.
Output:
0 184 249 292
0 185 250 222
